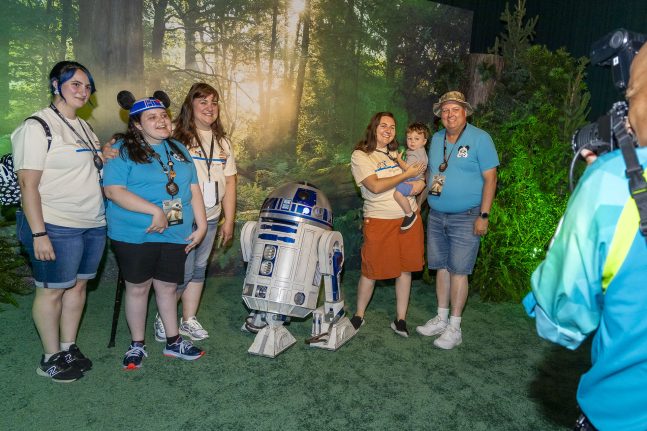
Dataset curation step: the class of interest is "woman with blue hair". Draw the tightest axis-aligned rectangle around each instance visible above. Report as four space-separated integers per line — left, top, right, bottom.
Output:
12 61 105 383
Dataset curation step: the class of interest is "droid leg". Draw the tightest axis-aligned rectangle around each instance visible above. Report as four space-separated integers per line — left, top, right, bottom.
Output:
240 311 268 333
307 231 357 350
248 313 296 358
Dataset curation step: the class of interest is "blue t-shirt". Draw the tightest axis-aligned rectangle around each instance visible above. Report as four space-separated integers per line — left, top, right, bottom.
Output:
427 123 499 213
103 139 198 244
524 147 647 431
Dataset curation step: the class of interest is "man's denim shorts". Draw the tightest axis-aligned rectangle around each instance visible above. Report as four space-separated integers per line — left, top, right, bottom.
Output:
17 211 106 289
426 206 481 275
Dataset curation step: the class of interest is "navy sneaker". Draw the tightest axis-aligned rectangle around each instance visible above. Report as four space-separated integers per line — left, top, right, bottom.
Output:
163 337 205 361
123 343 148 370
37 352 83 383
64 344 92 372
400 213 417 231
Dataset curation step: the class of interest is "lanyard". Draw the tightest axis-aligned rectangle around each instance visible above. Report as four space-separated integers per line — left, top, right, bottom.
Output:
440 125 466 172
197 133 215 182
49 104 103 177
374 147 398 162
148 140 179 197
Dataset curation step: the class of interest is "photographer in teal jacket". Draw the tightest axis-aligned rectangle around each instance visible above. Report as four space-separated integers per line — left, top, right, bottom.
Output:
523 45 647 431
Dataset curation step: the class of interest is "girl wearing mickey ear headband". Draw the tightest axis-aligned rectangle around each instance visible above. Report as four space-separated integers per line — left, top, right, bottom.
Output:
10 60 105 383
103 91 207 370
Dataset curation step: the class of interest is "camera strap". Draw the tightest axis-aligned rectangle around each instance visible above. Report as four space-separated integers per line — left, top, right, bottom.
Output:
614 120 647 241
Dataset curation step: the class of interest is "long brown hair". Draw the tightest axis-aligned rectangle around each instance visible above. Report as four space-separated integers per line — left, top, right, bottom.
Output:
172 82 227 150
354 112 398 153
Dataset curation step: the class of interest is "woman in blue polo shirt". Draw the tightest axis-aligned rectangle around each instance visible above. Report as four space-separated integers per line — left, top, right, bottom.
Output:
103 91 207 370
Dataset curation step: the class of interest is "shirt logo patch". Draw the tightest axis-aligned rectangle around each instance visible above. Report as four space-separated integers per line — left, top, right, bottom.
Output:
457 145 470 158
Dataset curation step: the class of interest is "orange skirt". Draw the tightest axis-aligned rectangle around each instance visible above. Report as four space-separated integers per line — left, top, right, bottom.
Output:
360 212 424 280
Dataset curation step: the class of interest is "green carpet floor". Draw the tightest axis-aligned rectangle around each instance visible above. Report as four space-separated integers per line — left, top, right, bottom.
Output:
1 252 589 430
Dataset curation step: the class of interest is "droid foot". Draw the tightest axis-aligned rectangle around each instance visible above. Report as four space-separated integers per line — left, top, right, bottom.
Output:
248 325 296 358
308 316 357 351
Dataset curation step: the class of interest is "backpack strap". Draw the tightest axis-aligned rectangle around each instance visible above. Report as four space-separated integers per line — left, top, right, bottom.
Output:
24 116 53 151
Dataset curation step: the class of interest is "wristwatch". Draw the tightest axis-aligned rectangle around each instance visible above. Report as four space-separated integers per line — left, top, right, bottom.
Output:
479 212 489 219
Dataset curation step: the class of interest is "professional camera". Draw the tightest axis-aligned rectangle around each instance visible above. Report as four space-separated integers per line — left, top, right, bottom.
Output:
569 29 646 190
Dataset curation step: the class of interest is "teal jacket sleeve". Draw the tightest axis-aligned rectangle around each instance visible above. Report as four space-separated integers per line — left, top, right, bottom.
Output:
525 164 608 350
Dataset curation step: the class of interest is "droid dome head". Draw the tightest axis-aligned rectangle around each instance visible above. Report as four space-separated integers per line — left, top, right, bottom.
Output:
259 182 333 230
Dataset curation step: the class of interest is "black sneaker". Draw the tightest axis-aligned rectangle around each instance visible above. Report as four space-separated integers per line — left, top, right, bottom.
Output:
350 315 365 330
37 352 84 383
64 344 92 372
401 213 417 231
391 319 409 337
123 343 148 370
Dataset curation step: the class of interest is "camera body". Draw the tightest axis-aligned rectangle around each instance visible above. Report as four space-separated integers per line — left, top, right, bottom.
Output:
572 101 628 157
572 29 646 157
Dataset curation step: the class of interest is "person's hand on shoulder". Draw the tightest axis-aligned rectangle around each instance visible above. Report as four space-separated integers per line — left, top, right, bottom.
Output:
100 138 118 162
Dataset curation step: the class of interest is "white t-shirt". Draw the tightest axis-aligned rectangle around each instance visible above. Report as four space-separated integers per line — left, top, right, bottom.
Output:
11 107 105 228
188 129 237 221
351 149 417 219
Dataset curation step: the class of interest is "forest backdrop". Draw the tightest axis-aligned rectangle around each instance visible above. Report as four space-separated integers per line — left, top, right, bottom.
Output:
0 0 596 303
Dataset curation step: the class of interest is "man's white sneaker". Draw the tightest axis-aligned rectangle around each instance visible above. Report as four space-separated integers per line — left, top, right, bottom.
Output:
433 326 462 350
154 313 166 342
179 316 209 341
415 316 448 337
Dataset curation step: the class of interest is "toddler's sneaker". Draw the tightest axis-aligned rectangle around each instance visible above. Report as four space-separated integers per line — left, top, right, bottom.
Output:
37 352 83 383
163 337 205 361
416 316 448 337
433 326 462 350
400 213 417 231
391 319 409 337
63 344 93 372
154 313 166 342
179 316 209 340
123 343 148 370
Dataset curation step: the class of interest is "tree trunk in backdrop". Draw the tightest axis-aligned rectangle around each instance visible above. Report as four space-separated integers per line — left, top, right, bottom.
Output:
289 0 311 151
466 53 504 109
59 0 72 60
76 0 144 139
150 0 169 91
265 0 279 142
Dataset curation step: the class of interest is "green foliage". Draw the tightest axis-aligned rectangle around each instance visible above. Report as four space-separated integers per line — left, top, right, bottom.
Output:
469 1 590 302
0 230 31 308
237 181 269 213
332 208 364 269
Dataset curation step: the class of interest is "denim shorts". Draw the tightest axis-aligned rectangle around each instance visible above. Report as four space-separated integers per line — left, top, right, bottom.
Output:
179 219 219 290
427 206 481 275
16 211 107 289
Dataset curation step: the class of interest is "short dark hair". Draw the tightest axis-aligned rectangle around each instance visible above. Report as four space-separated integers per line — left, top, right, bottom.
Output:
48 61 96 96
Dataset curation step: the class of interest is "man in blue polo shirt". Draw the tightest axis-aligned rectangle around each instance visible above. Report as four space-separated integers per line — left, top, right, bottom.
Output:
523 45 647 430
416 91 499 349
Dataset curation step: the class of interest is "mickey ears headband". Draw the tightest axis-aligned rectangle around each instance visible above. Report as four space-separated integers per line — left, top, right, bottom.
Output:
117 90 171 116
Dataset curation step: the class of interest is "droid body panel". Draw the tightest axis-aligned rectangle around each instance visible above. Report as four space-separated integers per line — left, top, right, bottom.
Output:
240 182 356 357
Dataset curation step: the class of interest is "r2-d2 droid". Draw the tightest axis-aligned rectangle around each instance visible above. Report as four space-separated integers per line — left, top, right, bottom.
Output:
240 182 357 357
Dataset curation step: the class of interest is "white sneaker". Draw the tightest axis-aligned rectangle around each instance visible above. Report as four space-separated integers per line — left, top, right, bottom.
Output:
433 326 462 350
179 316 209 341
415 316 448 337
154 313 166 342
